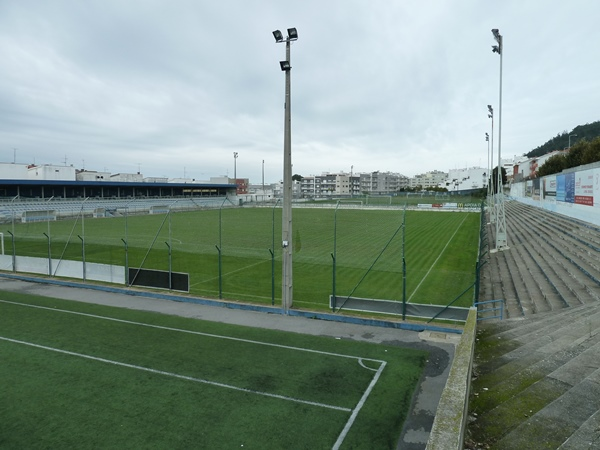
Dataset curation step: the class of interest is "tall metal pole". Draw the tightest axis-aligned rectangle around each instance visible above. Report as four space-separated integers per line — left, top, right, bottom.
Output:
487 105 496 224
485 133 490 196
274 27 297 313
233 152 238 194
492 29 508 250
282 37 293 313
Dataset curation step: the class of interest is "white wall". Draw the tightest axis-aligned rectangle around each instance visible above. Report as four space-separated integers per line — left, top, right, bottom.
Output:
77 171 111 182
0 255 125 284
28 165 76 181
0 163 29 179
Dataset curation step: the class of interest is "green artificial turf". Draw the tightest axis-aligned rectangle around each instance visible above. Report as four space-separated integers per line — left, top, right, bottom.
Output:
0 290 427 449
6 207 480 309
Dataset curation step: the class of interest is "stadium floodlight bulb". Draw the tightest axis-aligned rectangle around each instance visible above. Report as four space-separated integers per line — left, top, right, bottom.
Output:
273 30 284 42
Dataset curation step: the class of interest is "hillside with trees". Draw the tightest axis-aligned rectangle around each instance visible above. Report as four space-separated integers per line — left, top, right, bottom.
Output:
527 120 600 158
537 137 600 177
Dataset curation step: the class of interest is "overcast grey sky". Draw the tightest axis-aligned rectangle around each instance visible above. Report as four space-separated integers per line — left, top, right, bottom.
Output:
1 1 598 183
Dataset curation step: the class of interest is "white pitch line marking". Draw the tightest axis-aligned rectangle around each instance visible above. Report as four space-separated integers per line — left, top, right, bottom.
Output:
190 259 269 286
333 360 387 450
0 335 351 413
0 299 385 365
407 213 469 303
358 358 378 372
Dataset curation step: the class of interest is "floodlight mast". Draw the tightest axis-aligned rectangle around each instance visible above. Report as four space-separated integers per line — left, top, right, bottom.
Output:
487 105 496 224
273 27 297 313
485 132 491 207
491 28 508 251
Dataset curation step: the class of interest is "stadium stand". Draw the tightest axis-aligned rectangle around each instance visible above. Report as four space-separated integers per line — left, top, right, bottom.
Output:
466 200 600 449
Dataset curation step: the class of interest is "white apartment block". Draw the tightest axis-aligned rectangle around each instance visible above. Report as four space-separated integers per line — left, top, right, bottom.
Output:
298 171 407 198
360 171 409 195
445 167 488 192
299 173 357 198
409 170 448 189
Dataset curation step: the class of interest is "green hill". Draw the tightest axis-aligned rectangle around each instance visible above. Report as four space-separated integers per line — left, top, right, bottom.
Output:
527 120 600 158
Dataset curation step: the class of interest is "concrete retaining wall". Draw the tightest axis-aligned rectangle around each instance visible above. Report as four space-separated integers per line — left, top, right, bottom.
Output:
426 307 477 449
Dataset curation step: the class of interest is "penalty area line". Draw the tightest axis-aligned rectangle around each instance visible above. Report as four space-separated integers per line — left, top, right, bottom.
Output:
333 360 387 450
0 335 351 413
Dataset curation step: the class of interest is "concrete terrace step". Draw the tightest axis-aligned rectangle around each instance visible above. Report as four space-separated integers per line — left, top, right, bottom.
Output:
558 408 600 449
475 316 600 393
494 367 600 449
469 201 600 448
469 302 600 448
483 201 600 319
482 303 600 341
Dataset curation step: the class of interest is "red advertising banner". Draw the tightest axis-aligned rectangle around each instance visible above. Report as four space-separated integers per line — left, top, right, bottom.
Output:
574 170 594 206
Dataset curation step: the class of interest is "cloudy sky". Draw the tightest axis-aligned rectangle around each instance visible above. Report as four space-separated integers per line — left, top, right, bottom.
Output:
1 1 598 184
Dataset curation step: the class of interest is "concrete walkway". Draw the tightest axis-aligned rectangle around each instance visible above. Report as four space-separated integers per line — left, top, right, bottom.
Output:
0 276 459 450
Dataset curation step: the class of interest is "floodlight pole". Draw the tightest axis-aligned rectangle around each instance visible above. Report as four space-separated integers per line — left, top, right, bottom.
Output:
274 27 297 313
485 132 490 196
233 152 238 188
487 106 496 224
568 134 577 149
492 28 508 251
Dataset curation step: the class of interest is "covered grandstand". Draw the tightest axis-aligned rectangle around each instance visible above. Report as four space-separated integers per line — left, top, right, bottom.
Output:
0 179 235 199
0 179 238 222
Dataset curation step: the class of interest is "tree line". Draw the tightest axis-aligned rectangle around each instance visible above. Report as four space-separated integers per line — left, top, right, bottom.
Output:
537 137 600 177
528 120 600 158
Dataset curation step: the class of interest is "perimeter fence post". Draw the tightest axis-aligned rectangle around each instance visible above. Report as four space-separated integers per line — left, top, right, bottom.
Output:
7 230 15 272
332 200 340 312
402 203 407 320
43 232 51 276
270 199 280 306
78 235 86 282
121 238 129 285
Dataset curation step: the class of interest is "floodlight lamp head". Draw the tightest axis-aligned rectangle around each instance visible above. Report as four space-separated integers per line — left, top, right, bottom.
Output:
279 60 291 71
487 105 493 113
492 45 501 54
273 30 284 42
492 28 501 39
287 27 298 40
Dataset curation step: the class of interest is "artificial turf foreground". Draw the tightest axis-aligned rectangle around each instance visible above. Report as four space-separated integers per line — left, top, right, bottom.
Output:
0 290 428 449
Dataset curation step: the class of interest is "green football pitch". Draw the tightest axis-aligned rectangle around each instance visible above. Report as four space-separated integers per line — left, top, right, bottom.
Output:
6 206 481 310
0 290 428 449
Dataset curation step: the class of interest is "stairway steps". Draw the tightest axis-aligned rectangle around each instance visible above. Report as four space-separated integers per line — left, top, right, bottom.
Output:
490 304 600 341
470 376 571 445
549 338 600 387
557 408 600 450
495 370 600 449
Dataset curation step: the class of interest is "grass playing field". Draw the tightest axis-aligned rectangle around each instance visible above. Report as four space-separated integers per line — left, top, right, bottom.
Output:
7 206 481 310
0 290 428 449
